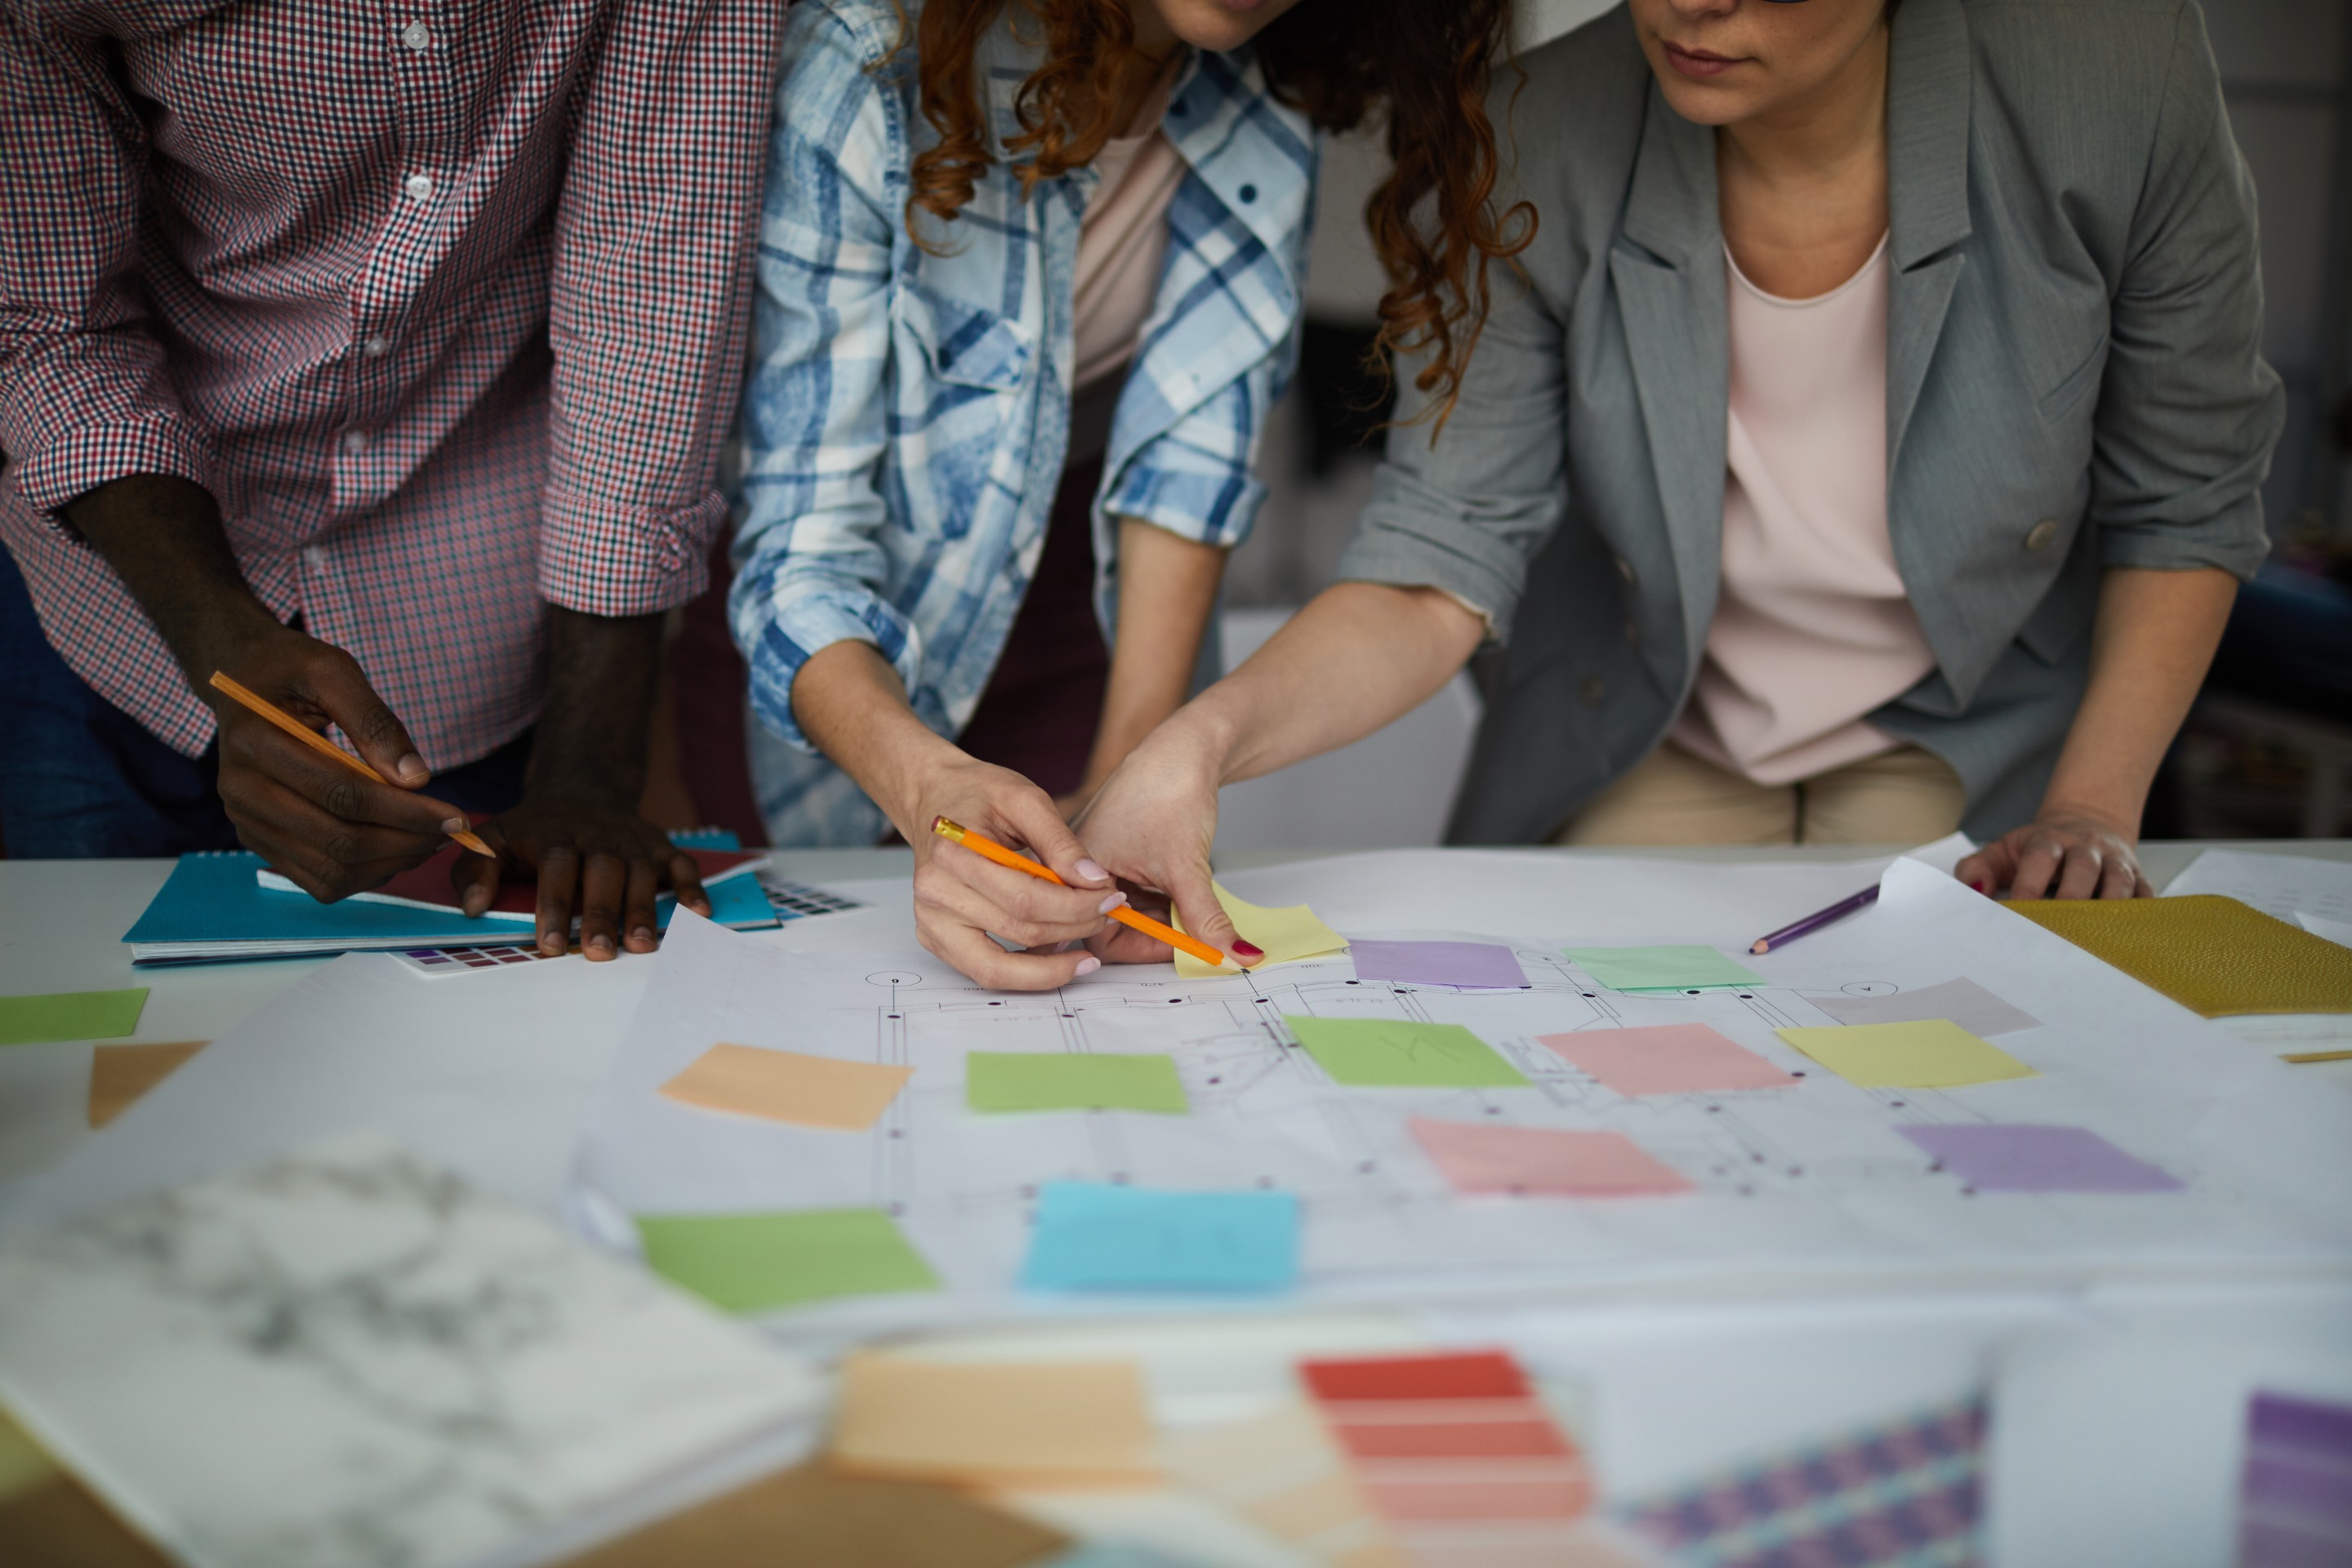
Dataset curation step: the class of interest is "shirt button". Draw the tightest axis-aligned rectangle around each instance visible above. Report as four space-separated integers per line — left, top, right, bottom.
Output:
400 20 432 51
2025 518 2060 552
342 430 369 454
1238 183 1257 204
404 173 435 202
362 335 390 358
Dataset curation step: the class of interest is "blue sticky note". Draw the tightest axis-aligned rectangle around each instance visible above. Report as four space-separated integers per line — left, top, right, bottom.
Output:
1018 1183 1299 1294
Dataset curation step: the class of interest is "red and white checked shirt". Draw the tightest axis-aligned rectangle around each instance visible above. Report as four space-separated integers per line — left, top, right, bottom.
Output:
0 0 785 764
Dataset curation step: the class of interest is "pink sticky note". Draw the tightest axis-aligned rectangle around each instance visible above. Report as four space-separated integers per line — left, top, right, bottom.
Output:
1410 1117 1692 1196
1539 1023 1799 1098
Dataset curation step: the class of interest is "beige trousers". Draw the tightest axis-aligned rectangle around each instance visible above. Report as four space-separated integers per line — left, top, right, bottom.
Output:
1556 742 1967 847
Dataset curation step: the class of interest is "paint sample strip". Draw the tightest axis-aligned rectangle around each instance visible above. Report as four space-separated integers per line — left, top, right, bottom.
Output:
1538 1023 1798 1098
660 1042 912 1130
1300 1350 1592 1560
1774 1020 2037 1089
1896 1124 2183 1193
2239 1390 2352 1568
1411 1118 1692 1196
1160 1402 1408 1567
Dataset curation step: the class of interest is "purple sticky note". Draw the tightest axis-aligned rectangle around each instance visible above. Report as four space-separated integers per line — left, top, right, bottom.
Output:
1897 1124 2184 1194
1349 940 1529 989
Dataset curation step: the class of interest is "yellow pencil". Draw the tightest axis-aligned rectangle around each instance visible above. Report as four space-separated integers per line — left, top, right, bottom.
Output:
931 816 1228 969
2283 1049 2352 1066
208 670 497 858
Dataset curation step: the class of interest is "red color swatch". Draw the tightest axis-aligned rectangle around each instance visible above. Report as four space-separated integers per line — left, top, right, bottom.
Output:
1300 1351 1530 1403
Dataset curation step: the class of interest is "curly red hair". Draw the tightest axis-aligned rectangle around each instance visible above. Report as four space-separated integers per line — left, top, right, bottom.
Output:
894 0 1533 431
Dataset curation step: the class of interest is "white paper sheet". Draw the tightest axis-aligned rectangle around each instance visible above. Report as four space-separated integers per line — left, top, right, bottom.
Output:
0 1133 817 1568
2164 849 2352 924
573 852 2352 1343
2300 911 2352 949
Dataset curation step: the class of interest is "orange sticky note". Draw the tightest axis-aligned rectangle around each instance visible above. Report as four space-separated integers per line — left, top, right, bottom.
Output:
659 1044 912 1131
831 1355 1159 1489
87 1040 207 1129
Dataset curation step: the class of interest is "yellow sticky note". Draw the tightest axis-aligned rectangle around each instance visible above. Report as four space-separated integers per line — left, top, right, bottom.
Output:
831 1354 1159 1489
1775 1020 2038 1089
1174 883 1348 978
660 1044 912 1130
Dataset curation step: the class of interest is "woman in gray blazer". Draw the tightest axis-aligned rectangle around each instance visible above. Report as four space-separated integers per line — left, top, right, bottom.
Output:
1063 0 2281 962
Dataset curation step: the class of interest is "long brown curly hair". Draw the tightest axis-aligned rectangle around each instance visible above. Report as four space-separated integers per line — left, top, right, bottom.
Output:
895 0 1532 431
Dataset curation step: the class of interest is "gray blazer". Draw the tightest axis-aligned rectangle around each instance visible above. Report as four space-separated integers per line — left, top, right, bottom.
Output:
1339 0 2283 843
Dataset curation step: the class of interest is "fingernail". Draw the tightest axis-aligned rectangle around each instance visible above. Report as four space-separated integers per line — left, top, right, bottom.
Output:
1076 858 1109 884
442 817 468 835
1098 891 1129 915
1968 880 1985 894
398 753 428 782
1074 956 1101 976
630 925 654 945
463 888 488 917
541 935 566 956
589 933 614 956
1232 938 1264 957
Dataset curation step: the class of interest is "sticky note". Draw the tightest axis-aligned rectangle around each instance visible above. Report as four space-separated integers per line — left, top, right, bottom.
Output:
1807 978 2041 1036
1896 1124 2183 1193
1410 1117 1692 1196
1019 1182 1298 1294
831 1354 1158 1487
1539 1023 1797 1097
87 1040 207 1129
1350 940 1528 989
965 1051 1187 1114
1775 1020 2038 1089
635 1208 939 1313
1561 947 1761 993
1174 884 1346 977
0 988 147 1047
1284 1018 1529 1089
659 1043 911 1130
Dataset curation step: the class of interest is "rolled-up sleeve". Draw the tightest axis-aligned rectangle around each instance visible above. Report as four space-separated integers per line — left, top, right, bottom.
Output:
0 2 216 520
2089 0 2283 580
727 11 921 752
537 0 784 617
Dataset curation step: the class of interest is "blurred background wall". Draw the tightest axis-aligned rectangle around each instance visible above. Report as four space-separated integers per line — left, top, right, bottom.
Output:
1214 0 2352 850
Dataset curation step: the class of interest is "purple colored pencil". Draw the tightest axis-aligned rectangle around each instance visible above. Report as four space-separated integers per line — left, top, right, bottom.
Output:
1749 884 1881 955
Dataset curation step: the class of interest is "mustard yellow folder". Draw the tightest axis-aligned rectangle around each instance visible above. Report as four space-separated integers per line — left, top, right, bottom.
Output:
2007 895 2352 1017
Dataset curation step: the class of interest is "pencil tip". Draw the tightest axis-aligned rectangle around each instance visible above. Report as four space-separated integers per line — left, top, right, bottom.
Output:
1749 940 1770 955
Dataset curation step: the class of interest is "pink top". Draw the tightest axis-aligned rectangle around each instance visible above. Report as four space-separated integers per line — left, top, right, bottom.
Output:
1669 235 1938 785
1071 63 1189 393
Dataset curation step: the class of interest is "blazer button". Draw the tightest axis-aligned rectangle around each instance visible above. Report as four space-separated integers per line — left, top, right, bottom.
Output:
1579 675 1607 707
2024 519 2061 552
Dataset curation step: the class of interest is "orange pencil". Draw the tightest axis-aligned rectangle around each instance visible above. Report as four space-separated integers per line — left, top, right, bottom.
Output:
931 816 1228 969
208 670 497 858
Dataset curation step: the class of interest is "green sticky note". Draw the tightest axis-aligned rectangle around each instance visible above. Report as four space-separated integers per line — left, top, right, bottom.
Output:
1775 1020 2039 1089
636 1208 940 1314
1284 1017 1529 1088
965 1051 1188 1114
0 988 147 1048
1562 946 1762 993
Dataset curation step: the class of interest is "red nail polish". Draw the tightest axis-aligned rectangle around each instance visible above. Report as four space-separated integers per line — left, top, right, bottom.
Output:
1232 938 1264 957
1968 881 1985 893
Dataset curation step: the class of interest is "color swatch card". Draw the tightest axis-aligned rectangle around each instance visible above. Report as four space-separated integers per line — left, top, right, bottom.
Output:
1286 1018 1530 1089
1350 940 1530 990
2239 1391 2352 1568
1806 977 2041 1036
1775 1020 2038 1089
1412 1118 1693 1197
1160 1402 1400 1566
1174 883 1348 978
636 1208 940 1314
1538 1023 1798 1098
1020 1182 1299 1294
831 1355 1158 1489
1561 946 1762 994
1299 1349 1592 1552
964 1051 1188 1114
0 987 146 1047
659 1044 912 1131
1895 1125 2182 1193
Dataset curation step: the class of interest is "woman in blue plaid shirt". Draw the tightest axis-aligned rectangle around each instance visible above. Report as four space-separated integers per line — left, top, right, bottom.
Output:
731 0 1530 987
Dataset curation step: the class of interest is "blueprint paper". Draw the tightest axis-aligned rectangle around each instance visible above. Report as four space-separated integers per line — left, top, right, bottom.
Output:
1018 1183 1299 1294
2166 850 2352 925
2300 913 2352 950
567 855 2352 1338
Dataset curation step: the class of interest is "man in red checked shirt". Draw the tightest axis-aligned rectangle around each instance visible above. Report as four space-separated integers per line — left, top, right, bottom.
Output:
0 0 786 960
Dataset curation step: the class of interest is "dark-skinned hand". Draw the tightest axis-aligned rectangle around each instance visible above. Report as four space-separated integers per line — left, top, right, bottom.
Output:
457 798 711 961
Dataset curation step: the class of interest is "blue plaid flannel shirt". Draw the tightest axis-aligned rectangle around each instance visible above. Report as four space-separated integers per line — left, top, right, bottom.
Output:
729 0 1317 845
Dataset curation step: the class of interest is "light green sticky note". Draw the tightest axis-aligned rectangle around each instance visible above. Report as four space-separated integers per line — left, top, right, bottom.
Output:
636 1208 940 1314
1284 1017 1529 1088
966 1051 1189 1115
0 988 147 1048
1775 1020 2038 1089
1562 946 1762 993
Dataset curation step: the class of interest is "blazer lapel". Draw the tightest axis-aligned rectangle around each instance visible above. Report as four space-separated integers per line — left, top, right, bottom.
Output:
1885 0 1973 478
1609 82 1727 679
